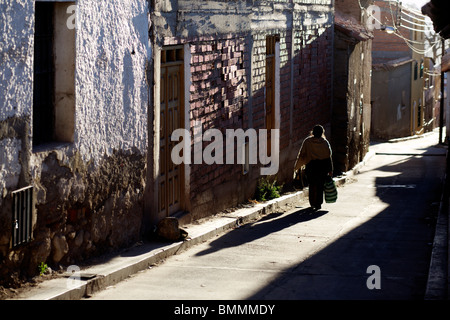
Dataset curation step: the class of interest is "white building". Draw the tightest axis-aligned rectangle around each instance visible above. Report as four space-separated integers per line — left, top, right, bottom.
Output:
0 0 150 285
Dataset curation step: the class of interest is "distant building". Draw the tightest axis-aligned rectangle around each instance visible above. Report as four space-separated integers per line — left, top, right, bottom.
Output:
371 1 428 140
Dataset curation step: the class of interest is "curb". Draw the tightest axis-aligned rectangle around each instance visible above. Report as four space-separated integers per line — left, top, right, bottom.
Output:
424 180 448 300
21 148 441 301
17 171 359 300
16 186 314 300
424 155 449 300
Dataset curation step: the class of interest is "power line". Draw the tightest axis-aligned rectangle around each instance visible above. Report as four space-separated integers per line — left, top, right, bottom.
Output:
400 4 429 18
400 9 429 23
359 0 439 55
399 22 432 33
424 70 441 77
389 1 430 33
400 15 432 28
400 18 431 28
368 2 439 55
393 29 439 55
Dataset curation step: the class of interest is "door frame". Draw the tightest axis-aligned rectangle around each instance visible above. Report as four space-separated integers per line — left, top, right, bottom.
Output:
151 44 191 223
265 35 280 156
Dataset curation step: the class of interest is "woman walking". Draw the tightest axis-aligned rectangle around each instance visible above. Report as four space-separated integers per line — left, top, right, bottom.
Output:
294 125 333 210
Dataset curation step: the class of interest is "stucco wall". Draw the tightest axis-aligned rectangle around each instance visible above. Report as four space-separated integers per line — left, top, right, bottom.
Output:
371 62 412 140
0 0 150 286
0 0 34 121
75 1 150 164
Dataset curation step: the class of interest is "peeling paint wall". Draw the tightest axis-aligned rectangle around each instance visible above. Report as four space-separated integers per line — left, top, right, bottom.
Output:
331 1 373 174
0 0 34 120
74 1 150 165
0 0 150 286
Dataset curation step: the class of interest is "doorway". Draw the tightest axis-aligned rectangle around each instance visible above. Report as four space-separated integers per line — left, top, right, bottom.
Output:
158 46 184 217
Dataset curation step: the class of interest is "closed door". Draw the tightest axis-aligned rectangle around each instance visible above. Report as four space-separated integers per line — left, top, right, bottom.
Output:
266 36 276 156
159 48 184 217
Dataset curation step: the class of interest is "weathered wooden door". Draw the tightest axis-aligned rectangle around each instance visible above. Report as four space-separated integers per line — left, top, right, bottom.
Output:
265 36 276 156
159 47 184 217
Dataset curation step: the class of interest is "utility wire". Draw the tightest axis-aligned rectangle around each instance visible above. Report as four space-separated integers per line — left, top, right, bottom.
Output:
358 0 439 54
400 9 429 23
363 3 439 55
400 15 433 28
388 1 440 54
400 4 429 18
400 23 432 33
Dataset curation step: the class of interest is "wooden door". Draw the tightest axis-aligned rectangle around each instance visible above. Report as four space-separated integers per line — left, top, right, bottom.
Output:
159 47 184 217
265 36 276 156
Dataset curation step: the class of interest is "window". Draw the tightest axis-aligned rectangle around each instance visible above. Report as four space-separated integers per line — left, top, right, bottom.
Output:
413 61 418 80
242 141 250 175
265 35 279 156
420 60 424 79
33 1 75 149
12 186 34 247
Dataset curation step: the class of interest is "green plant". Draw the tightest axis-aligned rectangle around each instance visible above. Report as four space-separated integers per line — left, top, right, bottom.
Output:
38 261 48 276
254 177 283 202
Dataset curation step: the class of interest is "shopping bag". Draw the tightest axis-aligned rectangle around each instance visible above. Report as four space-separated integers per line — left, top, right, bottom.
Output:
324 176 337 203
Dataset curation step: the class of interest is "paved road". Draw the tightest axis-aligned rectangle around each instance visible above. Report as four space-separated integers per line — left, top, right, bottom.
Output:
87 132 446 300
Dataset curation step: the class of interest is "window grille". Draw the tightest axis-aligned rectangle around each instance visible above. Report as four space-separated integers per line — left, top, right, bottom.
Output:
12 186 33 247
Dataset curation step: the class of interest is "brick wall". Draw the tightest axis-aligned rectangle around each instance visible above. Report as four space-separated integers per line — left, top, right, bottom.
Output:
292 27 334 143
189 34 250 200
372 0 411 62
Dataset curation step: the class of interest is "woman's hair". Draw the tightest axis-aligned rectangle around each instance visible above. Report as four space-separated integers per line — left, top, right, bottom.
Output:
312 125 324 138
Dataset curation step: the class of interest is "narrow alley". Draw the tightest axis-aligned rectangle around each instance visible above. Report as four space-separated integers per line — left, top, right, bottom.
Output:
3 0 450 308
86 131 446 300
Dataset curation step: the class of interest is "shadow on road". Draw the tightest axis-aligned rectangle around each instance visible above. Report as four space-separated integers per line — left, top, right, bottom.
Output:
195 208 329 257
242 143 445 300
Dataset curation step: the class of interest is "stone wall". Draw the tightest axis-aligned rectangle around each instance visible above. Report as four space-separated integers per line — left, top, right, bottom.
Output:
332 31 372 173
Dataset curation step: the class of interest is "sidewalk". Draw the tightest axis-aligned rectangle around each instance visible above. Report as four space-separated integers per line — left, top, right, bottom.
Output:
8 131 448 300
7 189 310 300
9 163 366 300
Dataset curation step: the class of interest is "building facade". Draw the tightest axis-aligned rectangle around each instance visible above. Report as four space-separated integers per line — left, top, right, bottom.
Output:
1 0 337 286
0 0 150 286
332 0 373 175
371 0 427 140
145 0 335 226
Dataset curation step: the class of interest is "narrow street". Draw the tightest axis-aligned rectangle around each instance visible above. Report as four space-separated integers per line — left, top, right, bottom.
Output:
87 131 446 300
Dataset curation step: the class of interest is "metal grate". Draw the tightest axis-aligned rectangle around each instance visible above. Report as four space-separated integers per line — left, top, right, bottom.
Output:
12 186 33 247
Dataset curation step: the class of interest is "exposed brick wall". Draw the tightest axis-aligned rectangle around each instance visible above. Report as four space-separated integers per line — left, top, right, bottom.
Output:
188 34 250 200
292 27 334 143
372 0 411 62
250 33 266 132
157 1 335 220
279 31 292 152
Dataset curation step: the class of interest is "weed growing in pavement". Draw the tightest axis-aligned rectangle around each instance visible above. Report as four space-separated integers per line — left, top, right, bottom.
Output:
38 262 48 276
254 177 283 202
